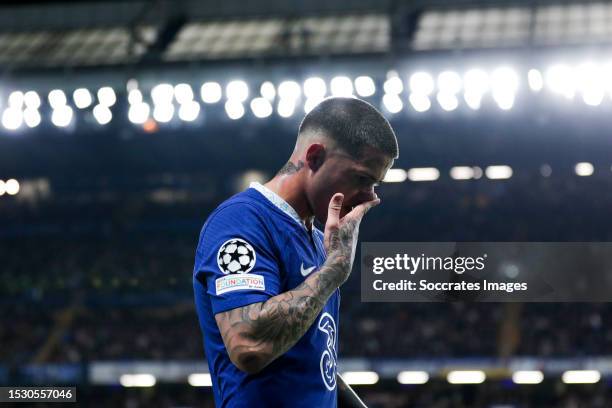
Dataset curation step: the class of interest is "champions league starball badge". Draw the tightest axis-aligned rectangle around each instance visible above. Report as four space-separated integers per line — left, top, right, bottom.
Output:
217 238 257 274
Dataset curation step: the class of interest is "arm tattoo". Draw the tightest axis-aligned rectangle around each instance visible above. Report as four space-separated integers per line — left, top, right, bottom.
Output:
216 254 349 373
277 160 304 175
216 215 357 373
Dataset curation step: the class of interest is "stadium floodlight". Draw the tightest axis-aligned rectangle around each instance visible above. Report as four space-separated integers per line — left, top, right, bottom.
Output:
119 374 156 387
561 370 601 384
201 82 222 103
178 100 201 122
407 167 440 182
450 166 475 180
278 81 301 101
438 71 462 95
188 373 212 387
174 83 194 105
545 64 575 99
93 104 112 125
409 72 434 95
8 91 24 109
382 93 403 113
126 78 139 92
226 80 249 102
277 98 296 118
397 371 429 385
151 83 174 105
485 165 513 180
153 103 175 123
2 107 23 130
128 89 143 105
447 370 486 384
303 77 327 99
51 105 74 127
341 371 379 385
437 92 459 111
0 180 4 196
512 370 544 384
5 179 20 196
330 76 354 97
260 81 276 101
540 164 552 177
304 97 323 114
576 63 605 106
582 89 604 107
409 93 431 112
502 263 520 279
23 108 41 128
575 162 594 176
128 102 150 124
48 89 67 109
464 93 482 110
250 97 273 118
354 76 376 97
73 88 93 109
491 67 519 110
492 91 515 110
24 91 41 109
493 92 514 110
383 168 407 183
97 87 116 107
527 69 544 92
383 76 404 95
225 99 245 120
464 69 490 110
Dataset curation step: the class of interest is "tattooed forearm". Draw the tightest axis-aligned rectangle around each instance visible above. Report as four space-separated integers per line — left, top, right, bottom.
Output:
215 251 348 374
277 160 305 175
215 190 374 374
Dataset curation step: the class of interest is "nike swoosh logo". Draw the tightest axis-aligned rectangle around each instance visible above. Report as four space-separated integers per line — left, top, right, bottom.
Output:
300 262 316 277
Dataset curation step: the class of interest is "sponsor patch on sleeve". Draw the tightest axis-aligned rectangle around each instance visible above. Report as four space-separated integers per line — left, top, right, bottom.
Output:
215 274 265 295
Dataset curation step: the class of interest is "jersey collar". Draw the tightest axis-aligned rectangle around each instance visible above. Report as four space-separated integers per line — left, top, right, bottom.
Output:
250 182 308 231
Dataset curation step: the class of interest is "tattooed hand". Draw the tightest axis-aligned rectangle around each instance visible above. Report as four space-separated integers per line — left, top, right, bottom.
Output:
323 192 381 286
214 192 379 375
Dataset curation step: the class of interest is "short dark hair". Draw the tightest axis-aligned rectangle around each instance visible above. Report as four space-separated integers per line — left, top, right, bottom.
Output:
298 97 399 159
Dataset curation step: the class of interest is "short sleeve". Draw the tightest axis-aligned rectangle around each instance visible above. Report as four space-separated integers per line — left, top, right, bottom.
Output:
194 202 281 315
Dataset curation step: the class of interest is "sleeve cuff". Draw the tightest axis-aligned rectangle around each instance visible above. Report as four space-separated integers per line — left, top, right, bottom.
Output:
211 293 272 315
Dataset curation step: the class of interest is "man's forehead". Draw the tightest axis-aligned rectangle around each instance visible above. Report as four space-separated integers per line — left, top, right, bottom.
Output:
358 155 390 169
328 145 393 177
350 155 393 181
357 146 393 167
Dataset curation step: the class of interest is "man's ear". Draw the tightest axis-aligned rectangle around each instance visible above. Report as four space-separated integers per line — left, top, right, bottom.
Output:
305 143 326 172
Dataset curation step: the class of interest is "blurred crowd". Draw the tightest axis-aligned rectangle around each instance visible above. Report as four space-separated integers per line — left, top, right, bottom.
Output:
1 173 611 405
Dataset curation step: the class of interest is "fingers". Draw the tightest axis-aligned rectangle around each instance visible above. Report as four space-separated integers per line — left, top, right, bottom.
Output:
325 193 344 229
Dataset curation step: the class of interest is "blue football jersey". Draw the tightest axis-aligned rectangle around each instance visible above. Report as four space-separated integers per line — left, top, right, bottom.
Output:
193 183 340 408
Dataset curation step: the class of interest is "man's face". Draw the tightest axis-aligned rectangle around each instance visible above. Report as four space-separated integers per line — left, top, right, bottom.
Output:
306 145 394 224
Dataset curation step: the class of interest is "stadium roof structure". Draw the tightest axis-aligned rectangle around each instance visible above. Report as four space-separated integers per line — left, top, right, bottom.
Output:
1 0 612 73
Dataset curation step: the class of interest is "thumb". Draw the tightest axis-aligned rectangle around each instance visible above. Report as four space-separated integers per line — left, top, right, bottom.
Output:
325 193 344 229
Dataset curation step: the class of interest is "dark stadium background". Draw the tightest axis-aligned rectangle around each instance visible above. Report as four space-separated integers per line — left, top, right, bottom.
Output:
1 0 611 407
